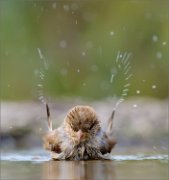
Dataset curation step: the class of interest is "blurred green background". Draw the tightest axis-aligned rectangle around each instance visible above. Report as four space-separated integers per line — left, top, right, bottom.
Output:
1 0 168 100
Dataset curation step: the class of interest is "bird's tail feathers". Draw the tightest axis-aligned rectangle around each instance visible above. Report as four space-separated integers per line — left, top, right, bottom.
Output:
46 103 53 131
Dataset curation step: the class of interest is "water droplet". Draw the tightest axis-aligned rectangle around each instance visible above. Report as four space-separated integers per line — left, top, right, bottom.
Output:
52 3 56 9
124 66 131 75
37 48 49 70
63 4 69 11
119 98 124 103
115 98 124 109
152 85 156 89
124 61 130 71
125 74 133 80
38 96 46 104
116 51 120 63
162 42 167 46
136 90 140 94
123 88 128 92
110 31 114 36
59 40 67 48
124 83 131 88
86 41 93 49
110 74 114 83
37 48 43 59
121 52 127 63
39 71 45 80
37 84 43 88
82 51 86 56
152 35 158 42
34 69 39 76
71 3 78 11
133 104 137 108
39 96 44 100
122 93 127 96
156 52 162 59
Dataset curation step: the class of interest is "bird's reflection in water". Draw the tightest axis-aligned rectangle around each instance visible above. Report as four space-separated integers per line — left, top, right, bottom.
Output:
42 160 115 179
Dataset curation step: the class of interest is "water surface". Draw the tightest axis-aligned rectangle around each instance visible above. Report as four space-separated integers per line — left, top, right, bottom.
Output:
1 150 168 180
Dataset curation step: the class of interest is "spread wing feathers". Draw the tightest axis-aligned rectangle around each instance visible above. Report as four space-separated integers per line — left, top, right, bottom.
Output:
100 109 117 154
43 130 61 153
100 134 117 154
106 109 115 136
44 104 62 153
46 103 53 131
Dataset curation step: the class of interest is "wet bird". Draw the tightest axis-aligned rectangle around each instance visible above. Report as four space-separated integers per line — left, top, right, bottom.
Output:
43 104 116 160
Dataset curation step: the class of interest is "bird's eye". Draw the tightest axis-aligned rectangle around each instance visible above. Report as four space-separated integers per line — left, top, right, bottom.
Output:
81 127 88 132
70 124 78 132
72 126 78 132
89 122 96 130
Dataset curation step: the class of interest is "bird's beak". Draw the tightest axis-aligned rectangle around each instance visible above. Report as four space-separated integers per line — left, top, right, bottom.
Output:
77 129 84 142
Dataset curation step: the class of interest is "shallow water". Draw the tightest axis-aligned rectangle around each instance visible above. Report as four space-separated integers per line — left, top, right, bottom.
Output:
1 150 168 180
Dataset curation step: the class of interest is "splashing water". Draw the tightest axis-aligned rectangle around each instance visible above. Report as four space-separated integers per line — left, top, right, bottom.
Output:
52 2 56 9
82 51 86 56
136 90 140 94
110 74 114 83
111 51 133 110
1 151 168 162
112 154 169 161
35 48 49 104
162 41 166 46
156 52 162 59
152 85 156 89
110 31 114 36
152 35 158 42
37 48 49 70
59 40 67 48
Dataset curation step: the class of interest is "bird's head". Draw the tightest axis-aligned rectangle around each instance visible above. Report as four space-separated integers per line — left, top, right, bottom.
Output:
64 105 100 145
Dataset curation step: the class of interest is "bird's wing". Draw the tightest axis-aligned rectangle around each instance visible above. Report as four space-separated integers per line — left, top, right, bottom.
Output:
106 109 115 136
99 132 117 154
99 109 117 154
43 129 62 153
46 103 53 131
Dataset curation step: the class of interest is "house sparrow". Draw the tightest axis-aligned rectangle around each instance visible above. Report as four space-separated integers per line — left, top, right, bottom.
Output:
43 104 116 160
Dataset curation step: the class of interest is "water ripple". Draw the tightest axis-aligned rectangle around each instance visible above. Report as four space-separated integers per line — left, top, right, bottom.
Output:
112 154 169 161
1 154 51 162
1 152 168 162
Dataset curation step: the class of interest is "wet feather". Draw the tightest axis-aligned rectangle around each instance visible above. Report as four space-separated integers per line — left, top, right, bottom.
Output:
43 104 116 160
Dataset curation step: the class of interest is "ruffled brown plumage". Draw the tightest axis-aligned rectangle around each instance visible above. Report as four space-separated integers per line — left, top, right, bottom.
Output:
43 104 116 160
